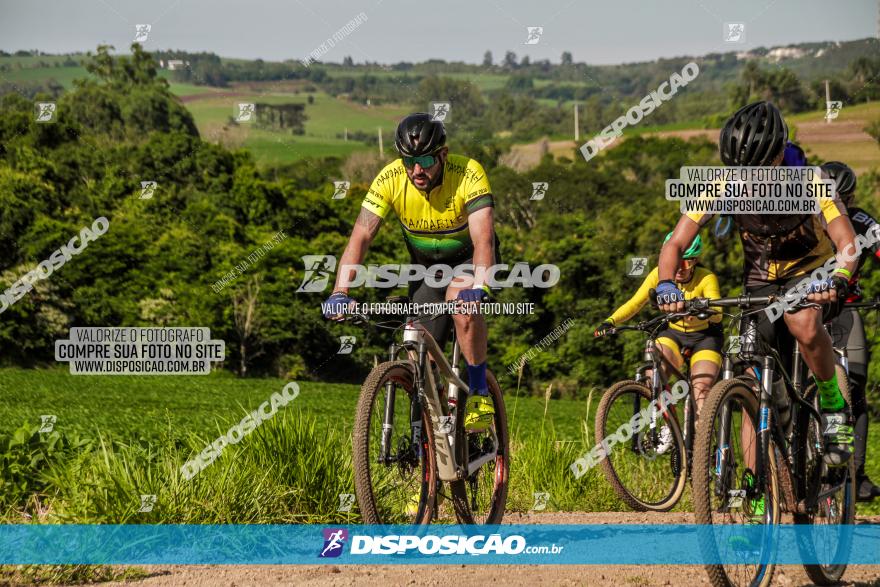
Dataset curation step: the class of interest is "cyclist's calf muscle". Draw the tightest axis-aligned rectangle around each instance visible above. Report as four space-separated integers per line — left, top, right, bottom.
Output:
783 306 836 380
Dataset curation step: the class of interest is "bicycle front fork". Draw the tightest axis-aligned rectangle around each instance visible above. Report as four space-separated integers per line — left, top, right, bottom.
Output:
714 355 773 501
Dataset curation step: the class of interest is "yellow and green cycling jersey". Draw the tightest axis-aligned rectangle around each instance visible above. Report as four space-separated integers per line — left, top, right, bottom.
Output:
362 154 494 263
607 266 722 333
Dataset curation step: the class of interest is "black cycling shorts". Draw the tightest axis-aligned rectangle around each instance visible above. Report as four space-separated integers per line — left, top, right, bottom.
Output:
655 324 724 367
744 275 845 375
408 248 501 349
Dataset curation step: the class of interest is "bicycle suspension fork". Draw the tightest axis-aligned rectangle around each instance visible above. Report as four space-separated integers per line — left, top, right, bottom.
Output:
714 353 736 497
755 354 775 494
379 343 398 463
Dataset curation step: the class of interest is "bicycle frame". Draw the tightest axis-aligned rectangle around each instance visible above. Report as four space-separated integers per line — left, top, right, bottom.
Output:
713 311 845 514
382 319 492 482
633 334 694 456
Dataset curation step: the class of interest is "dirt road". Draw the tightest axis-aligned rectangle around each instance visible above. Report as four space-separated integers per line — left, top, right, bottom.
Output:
99 512 880 587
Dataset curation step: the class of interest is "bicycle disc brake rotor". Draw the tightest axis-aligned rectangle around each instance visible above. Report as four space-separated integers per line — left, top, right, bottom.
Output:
395 435 418 477
635 429 660 461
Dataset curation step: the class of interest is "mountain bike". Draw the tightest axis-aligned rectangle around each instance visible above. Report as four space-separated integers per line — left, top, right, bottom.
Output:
688 295 855 587
350 297 509 524
594 308 710 511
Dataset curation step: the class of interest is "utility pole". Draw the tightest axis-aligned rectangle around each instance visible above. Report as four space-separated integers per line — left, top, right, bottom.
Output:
344 127 348 142
825 79 831 124
573 102 579 142
378 127 384 158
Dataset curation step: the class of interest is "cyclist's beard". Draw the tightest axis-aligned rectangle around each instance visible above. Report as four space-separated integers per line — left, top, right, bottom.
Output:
412 165 444 192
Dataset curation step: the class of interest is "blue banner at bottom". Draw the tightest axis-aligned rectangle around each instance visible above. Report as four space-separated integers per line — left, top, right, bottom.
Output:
1 524 878 565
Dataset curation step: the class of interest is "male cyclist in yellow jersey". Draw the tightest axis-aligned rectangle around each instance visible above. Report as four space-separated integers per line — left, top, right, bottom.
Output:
323 113 498 432
595 233 722 415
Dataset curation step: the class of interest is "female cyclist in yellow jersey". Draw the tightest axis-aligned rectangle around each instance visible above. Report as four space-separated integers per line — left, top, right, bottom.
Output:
595 233 722 414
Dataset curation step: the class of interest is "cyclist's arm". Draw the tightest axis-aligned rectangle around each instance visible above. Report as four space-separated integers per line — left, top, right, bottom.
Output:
462 158 495 290
333 171 396 293
659 215 703 282
703 270 723 323
332 208 383 294
607 268 659 325
826 214 858 278
467 206 495 290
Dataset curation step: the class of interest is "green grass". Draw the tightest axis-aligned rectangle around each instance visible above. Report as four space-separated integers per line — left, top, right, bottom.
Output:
0 368 593 445
0 65 91 89
1 367 877 524
182 90 408 163
242 131 367 163
0 564 148 585
0 367 617 523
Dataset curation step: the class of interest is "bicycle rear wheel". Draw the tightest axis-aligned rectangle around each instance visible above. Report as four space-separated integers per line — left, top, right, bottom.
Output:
353 361 437 524
692 377 779 587
450 370 509 524
794 365 855 585
594 380 687 511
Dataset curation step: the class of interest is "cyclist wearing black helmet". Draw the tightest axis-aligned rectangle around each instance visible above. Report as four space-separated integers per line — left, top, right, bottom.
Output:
659 101 859 467
823 161 880 500
324 112 500 432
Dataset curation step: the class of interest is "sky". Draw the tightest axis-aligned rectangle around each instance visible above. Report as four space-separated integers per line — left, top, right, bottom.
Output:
0 0 876 65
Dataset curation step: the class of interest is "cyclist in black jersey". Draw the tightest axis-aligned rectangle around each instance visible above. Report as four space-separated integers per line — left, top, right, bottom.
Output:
659 101 858 467
823 161 880 500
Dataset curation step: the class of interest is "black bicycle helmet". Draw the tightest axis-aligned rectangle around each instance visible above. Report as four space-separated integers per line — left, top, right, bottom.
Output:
719 101 788 166
394 113 446 157
821 161 857 201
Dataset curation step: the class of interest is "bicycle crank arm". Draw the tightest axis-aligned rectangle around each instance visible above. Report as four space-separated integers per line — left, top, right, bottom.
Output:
796 477 850 514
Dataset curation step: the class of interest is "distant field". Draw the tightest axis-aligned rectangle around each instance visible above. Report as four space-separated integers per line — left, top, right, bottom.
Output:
182 89 408 162
0 64 90 88
507 101 880 172
6 59 878 168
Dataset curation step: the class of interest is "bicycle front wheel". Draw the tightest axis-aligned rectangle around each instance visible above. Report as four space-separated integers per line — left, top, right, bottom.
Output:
692 377 779 587
594 380 687 511
353 361 437 524
450 370 509 524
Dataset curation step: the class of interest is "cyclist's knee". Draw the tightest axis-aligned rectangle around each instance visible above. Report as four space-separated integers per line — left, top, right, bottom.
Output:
452 311 483 332
783 308 823 341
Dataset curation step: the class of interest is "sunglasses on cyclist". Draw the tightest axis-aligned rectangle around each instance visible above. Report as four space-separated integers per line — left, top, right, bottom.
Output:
403 153 441 169
679 258 698 269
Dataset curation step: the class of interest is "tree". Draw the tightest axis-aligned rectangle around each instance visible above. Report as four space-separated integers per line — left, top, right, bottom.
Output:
729 61 809 113
503 51 518 69
561 51 573 66
482 51 493 67
849 57 880 102
520 55 531 67
343 55 354 67
232 275 263 376
866 119 880 149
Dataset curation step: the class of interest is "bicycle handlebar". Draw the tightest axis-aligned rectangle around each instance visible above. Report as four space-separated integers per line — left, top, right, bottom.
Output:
603 293 819 338
844 299 880 310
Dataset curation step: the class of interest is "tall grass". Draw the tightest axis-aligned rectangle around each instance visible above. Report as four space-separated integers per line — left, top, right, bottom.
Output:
3 408 355 524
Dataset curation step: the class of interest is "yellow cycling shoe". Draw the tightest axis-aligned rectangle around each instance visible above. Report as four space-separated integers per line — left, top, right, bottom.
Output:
465 394 495 433
405 489 444 517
